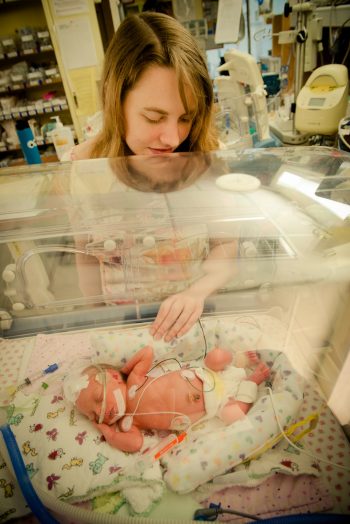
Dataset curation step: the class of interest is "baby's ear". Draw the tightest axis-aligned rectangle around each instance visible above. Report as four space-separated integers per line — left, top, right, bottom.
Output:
108 369 123 382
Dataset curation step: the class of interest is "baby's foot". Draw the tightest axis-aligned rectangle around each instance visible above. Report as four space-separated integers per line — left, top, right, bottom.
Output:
235 350 258 368
246 350 259 365
248 361 270 385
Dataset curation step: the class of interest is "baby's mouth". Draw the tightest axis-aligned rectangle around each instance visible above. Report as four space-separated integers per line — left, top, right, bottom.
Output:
108 409 119 424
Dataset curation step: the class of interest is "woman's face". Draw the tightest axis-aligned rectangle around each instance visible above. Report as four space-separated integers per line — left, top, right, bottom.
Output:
123 66 196 155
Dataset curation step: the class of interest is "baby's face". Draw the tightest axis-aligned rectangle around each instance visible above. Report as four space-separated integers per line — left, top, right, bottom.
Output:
76 369 126 425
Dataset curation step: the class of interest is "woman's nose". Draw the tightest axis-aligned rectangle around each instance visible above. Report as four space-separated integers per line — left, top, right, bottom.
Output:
159 121 181 148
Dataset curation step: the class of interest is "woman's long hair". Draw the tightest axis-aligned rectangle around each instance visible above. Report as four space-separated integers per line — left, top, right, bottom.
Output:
91 12 218 158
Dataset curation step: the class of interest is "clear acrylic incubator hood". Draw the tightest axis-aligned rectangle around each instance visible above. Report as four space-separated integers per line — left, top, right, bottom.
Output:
0 147 349 523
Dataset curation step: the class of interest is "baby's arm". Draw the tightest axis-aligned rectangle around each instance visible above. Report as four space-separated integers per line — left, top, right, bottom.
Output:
120 345 154 379
94 422 143 452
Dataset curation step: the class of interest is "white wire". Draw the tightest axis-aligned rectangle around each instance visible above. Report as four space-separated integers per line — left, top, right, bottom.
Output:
125 368 189 423
266 386 350 472
124 410 187 417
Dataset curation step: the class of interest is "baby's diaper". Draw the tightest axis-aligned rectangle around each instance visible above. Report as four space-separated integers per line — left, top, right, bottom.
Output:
195 366 256 419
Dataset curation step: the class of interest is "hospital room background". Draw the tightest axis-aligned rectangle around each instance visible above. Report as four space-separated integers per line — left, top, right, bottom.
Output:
0 1 350 523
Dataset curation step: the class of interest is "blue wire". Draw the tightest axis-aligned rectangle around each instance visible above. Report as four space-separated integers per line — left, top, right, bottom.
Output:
0 424 59 523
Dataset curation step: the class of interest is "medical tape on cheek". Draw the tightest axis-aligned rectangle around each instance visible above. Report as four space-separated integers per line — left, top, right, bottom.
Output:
112 387 126 420
63 371 89 404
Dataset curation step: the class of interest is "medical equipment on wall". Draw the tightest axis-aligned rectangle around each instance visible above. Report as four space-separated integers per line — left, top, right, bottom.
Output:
269 0 323 145
214 48 275 149
295 64 349 135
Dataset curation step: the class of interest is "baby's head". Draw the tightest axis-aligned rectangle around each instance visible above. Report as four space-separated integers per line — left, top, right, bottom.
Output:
63 363 127 425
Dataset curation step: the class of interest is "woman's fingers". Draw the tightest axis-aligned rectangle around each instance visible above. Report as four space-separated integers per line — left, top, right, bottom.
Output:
151 296 186 340
150 294 204 341
165 306 203 342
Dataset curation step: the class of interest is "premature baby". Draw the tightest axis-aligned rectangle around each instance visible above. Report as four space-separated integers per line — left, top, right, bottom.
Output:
63 346 270 452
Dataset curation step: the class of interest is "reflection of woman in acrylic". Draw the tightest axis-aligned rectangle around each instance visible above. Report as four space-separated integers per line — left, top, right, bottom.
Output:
110 151 211 193
58 12 237 340
64 346 270 452
72 152 238 342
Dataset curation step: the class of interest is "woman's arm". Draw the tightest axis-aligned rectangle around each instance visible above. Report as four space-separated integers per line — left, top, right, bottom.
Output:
150 241 237 342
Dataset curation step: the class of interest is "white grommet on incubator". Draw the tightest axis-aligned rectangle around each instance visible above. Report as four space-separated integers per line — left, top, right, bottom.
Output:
2 264 16 282
216 173 261 192
0 310 13 330
104 239 117 252
12 302 25 311
143 235 156 248
241 241 257 257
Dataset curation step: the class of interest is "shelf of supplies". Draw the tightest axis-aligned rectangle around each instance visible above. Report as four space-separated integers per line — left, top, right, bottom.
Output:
0 78 63 95
0 102 69 121
0 0 41 9
0 48 55 66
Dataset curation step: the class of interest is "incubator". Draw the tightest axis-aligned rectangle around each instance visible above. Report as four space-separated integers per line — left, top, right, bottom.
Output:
0 147 349 523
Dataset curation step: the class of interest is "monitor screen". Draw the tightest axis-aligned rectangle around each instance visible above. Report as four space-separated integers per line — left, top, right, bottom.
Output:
308 97 326 107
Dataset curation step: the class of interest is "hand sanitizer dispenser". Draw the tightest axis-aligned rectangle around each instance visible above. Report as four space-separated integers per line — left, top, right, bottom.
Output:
50 116 75 161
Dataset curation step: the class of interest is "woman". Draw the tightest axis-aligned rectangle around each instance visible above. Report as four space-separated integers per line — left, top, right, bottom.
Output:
66 12 218 160
64 13 236 342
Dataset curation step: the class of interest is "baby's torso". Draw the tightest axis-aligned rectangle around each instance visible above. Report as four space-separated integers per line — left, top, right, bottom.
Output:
125 370 206 430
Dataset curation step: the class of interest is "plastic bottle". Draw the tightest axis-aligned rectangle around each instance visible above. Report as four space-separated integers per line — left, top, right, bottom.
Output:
15 119 42 164
50 116 75 161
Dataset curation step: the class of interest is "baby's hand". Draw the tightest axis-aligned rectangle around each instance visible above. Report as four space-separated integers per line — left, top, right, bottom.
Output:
150 291 204 342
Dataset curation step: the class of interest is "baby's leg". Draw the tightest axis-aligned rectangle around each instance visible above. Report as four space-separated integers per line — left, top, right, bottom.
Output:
247 361 270 385
219 398 250 424
219 362 269 425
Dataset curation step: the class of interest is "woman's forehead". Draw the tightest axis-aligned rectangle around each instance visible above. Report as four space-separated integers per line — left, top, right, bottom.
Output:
132 65 197 112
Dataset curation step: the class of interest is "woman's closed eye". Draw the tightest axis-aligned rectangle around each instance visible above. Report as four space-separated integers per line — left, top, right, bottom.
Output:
145 116 164 124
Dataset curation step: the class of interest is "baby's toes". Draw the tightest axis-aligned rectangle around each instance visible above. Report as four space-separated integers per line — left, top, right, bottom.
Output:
246 350 259 364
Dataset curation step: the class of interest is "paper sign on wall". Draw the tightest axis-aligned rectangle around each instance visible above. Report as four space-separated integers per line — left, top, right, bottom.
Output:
53 0 89 17
56 17 97 70
215 0 243 44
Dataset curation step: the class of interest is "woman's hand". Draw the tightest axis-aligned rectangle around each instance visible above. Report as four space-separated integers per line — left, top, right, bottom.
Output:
150 291 204 342
150 241 238 342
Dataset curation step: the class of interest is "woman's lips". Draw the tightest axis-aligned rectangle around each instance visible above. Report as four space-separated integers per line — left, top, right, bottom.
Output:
148 148 174 155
